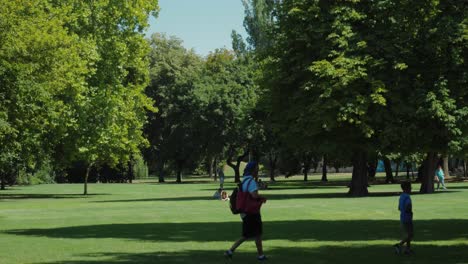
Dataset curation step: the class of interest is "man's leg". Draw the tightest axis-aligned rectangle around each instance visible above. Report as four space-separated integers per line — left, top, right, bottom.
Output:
255 235 264 256
230 237 247 252
225 237 247 258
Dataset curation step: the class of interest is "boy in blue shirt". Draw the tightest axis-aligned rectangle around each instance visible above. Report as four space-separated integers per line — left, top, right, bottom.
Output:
394 181 413 255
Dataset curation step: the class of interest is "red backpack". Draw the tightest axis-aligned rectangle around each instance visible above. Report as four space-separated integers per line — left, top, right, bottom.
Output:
234 178 263 214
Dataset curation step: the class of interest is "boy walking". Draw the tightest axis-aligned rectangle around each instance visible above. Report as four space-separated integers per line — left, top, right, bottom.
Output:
394 181 414 255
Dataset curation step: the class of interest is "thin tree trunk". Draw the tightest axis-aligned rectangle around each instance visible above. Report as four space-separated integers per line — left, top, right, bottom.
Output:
83 164 92 195
406 162 411 180
214 157 218 181
384 158 394 183
420 152 438 193
127 160 134 183
268 152 277 182
321 155 328 182
208 156 214 180
0 172 5 190
158 160 165 183
176 162 183 183
368 159 377 179
463 159 467 178
227 149 249 183
443 155 450 177
395 162 400 178
176 169 182 183
349 150 369 197
302 153 313 182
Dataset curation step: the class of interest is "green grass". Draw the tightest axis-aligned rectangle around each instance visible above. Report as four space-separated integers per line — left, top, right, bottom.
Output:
1 174 467 264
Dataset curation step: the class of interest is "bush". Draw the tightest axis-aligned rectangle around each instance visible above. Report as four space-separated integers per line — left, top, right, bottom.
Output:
133 157 148 179
16 164 55 185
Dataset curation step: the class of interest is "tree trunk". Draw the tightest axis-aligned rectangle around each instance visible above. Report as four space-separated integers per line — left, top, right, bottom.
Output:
214 157 218 181
368 159 377 179
157 160 165 183
127 160 134 183
321 155 328 182
176 169 182 183
83 164 92 195
349 151 369 197
384 158 394 183
420 152 438 194
268 152 277 182
0 172 5 190
176 161 183 183
406 162 411 180
335 166 339 173
302 153 312 181
463 159 467 178
395 162 400 178
208 156 214 180
227 149 249 183
303 166 309 181
443 155 450 177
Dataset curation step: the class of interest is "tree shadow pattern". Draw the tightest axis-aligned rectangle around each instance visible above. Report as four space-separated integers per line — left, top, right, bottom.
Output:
0 193 108 200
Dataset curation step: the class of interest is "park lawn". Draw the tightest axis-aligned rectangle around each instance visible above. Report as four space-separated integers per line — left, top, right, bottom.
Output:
1 175 467 264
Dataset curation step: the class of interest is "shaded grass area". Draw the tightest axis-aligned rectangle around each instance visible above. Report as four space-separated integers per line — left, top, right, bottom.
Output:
6 219 468 242
36 245 468 264
0 180 467 264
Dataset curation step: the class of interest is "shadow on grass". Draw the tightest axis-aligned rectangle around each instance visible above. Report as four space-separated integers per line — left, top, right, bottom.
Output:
0 193 108 200
94 196 214 202
94 190 452 203
34 244 468 264
441 185 468 190
6 219 468 243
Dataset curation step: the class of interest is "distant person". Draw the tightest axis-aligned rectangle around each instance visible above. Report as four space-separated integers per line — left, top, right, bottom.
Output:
225 161 267 261
435 165 447 190
221 190 229 201
218 167 225 189
394 181 414 255
213 188 222 200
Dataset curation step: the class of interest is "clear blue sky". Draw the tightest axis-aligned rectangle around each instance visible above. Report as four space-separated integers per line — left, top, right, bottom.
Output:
146 0 248 56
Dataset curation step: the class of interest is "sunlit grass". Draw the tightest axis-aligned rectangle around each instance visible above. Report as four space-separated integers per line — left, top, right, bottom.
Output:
1 175 467 264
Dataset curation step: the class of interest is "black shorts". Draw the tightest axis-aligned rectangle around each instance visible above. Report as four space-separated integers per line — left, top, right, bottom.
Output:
242 213 263 238
401 222 414 239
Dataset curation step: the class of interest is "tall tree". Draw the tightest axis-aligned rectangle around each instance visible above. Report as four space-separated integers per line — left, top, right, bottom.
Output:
145 33 204 183
0 0 91 189
51 0 159 194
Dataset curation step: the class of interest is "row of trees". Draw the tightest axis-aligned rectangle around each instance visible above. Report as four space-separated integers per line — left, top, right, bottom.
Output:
1 0 466 197
143 33 258 183
248 0 467 195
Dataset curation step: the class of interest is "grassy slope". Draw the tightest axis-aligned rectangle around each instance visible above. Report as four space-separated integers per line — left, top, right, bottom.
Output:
1 174 467 264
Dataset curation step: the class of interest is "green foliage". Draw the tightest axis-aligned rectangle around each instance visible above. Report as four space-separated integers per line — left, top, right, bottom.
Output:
145 33 205 180
0 0 92 182
0 0 159 192
133 155 149 179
